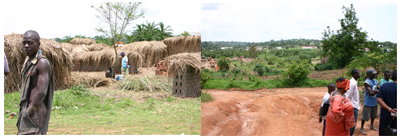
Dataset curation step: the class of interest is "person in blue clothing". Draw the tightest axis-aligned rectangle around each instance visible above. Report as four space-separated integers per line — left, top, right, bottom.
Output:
379 71 393 87
377 70 397 136
360 68 380 135
120 52 129 75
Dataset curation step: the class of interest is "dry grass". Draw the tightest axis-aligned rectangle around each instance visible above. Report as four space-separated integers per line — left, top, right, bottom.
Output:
69 38 96 45
87 43 109 51
164 52 201 76
122 41 168 67
163 35 201 56
70 71 116 87
71 47 143 73
4 34 73 93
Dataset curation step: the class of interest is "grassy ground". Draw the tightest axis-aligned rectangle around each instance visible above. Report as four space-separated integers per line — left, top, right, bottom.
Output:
4 84 200 135
202 77 332 90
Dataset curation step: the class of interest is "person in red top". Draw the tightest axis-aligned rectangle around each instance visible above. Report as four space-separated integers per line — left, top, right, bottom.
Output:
325 78 356 136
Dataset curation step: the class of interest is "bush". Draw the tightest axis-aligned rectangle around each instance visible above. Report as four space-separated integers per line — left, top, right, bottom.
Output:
264 66 271 73
201 92 214 103
314 63 334 71
281 60 312 87
201 70 212 88
231 68 241 75
254 64 264 76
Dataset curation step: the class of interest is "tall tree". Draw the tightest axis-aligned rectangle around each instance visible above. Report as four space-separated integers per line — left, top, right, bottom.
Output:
92 2 145 75
157 22 173 40
322 4 379 68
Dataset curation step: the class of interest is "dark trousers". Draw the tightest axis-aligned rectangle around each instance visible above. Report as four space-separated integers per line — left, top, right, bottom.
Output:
350 108 359 136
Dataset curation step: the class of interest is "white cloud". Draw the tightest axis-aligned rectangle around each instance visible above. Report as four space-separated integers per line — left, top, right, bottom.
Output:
3 1 200 39
202 3 397 43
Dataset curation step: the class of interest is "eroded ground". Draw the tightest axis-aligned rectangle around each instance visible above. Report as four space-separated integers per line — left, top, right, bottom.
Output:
201 87 379 136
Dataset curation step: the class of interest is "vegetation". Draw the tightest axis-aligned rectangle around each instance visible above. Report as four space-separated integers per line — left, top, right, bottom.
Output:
201 92 214 103
217 56 231 70
4 85 200 135
116 76 172 92
347 49 397 75
322 4 380 68
92 2 145 77
281 60 312 87
131 21 174 41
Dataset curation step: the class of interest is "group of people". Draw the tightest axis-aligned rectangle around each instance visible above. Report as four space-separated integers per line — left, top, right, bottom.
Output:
319 68 397 136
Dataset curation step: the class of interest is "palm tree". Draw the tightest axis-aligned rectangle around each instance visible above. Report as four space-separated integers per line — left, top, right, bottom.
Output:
217 56 230 71
157 22 173 40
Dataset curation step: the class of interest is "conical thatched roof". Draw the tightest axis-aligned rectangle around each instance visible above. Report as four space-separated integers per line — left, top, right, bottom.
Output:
4 34 73 93
164 52 201 76
163 35 201 56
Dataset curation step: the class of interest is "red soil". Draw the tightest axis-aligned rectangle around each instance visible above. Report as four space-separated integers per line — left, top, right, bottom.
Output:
201 87 380 136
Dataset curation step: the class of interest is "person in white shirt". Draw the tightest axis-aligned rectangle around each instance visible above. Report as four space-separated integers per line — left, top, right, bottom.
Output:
344 69 361 136
319 83 336 136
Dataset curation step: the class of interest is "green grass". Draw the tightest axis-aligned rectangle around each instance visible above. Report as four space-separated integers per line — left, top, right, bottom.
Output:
201 92 214 103
202 78 332 90
4 85 200 135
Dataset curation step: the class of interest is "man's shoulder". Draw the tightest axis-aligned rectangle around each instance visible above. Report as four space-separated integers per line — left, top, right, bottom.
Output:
37 56 51 71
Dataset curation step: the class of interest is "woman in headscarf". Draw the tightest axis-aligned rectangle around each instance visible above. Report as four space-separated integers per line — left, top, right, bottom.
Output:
325 78 356 136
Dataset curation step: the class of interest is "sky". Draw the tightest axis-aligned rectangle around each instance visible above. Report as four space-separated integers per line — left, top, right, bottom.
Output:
2 1 201 39
202 3 397 43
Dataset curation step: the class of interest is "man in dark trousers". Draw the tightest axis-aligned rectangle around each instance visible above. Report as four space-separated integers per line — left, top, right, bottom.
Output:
16 30 54 135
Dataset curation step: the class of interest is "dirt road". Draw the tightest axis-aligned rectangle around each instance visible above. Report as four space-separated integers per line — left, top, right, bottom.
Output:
201 87 379 136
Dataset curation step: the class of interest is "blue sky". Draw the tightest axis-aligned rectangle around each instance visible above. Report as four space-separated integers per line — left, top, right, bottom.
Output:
201 3 397 43
2 1 201 39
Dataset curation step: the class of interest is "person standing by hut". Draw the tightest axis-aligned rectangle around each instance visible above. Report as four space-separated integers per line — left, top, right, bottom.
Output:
120 52 129 75
344 69 361 136
16 30 54 135
324 78 355 136
377 70 397 136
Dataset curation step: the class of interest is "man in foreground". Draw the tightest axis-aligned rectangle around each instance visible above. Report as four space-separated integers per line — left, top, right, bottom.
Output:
16 30 54 135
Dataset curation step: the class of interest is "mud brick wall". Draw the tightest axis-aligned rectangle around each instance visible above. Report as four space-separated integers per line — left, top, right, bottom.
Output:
172 68 201 97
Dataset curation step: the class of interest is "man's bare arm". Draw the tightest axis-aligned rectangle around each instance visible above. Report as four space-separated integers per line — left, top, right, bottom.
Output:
364 83 379 96
27 59 51 115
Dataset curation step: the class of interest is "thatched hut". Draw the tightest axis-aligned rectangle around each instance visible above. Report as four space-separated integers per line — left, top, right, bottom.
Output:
71 46 143 74
69 38 96 45
4 34 73 93
122 41 168 67
163 35 201 56
87 43 109 51
165 52 201 97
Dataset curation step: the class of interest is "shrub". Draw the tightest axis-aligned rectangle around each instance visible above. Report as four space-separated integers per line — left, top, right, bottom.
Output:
314 63 334 71
281 60 312 87
231 68 241 75
254 64 264 76
264 66 271 73
201 70 212 88
201 92 214 103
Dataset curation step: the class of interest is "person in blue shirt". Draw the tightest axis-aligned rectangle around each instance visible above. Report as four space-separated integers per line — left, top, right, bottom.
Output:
379 71 393 87
360 68 380 135
120 52 129 75
377 70 397 136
